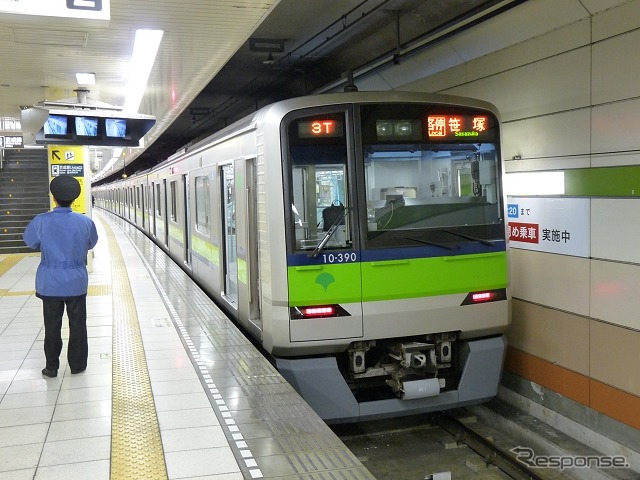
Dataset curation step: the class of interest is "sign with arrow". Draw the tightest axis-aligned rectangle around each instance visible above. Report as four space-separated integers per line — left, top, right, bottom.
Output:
48 145 87 213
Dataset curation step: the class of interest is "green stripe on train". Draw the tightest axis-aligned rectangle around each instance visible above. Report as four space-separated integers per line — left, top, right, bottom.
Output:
191 236 220 267
288 252 508 306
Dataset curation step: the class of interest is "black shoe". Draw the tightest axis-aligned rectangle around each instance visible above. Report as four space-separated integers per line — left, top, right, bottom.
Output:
70 367 86 374
42 368 58 378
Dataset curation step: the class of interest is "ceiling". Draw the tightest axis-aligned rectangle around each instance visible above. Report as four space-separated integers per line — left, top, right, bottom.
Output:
0 0 523 184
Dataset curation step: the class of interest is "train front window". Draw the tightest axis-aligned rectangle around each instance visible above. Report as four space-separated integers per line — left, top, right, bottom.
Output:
360 104 502 249
285 111 352 253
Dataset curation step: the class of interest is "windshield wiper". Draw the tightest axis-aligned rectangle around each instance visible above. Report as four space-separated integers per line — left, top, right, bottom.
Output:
308 207 349 258
441 229 495 246
408 237 458 250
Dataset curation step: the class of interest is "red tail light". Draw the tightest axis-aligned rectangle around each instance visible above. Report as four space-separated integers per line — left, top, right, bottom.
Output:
290 304 350 319
461 288 507 306
303 306 335 317
472 292 495 302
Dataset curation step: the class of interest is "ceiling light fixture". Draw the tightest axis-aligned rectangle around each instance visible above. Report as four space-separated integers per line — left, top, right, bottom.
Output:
123 29 164 114
263 52 275 65
76 72 95 85
93 147 123 180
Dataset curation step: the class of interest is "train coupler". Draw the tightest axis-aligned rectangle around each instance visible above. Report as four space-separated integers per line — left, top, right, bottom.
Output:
386 375 445 399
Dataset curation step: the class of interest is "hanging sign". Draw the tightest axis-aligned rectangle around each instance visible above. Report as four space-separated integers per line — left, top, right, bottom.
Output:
0 135 23 148
0 0 110 20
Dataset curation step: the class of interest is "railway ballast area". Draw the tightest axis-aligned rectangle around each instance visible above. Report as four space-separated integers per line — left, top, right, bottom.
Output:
330 399 638 480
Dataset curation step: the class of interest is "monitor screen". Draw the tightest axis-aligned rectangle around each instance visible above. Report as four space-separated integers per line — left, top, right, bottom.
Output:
75 116 99 136
44 115 68 135
106 118 127 138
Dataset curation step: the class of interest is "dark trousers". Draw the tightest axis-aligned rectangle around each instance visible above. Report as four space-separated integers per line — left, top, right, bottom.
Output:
42 296 88 372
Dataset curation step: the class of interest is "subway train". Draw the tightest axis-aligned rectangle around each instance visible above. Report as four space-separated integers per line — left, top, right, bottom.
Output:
93 91 510 423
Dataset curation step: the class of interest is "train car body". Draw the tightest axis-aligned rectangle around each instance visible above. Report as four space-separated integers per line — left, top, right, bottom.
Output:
94 91 510 423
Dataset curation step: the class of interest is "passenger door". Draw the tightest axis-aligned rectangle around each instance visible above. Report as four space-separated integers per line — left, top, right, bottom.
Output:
234 157 261 335
220 163 238 307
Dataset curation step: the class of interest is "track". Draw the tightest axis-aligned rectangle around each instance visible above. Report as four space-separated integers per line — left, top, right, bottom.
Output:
331 409 573 480
435 412 547 480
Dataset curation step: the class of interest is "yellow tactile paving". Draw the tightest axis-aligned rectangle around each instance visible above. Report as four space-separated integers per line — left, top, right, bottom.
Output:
102 221 169 479
88 284 112 296
0 252 36 276
0 254 110 298
0 289 34 296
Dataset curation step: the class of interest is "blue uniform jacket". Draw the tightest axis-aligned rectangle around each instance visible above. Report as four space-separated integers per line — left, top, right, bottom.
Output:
23 207 99 298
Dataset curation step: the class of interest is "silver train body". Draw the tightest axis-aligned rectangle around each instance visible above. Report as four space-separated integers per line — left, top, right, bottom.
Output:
94 91 510 423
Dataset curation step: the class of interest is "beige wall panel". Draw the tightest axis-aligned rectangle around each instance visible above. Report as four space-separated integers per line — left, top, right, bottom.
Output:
380 0 590 94
400 2 590 98
592 98 640 154
510 249 590 316
591 260 640 330
590 321 640 396
447 0 588 63
403 64 469 96
592 199 640 263
504 155 591 173
465 21 591 89
446 48 591 123
591 151 640 168
508 299 589 375
502 110 590 161
592 29 640 104
592 0 640 41
371 43 465 91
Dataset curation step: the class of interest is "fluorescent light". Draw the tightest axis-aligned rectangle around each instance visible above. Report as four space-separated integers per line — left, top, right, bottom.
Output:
123 29 164 114
504 172 565 196
76 72 95 84
94 148 123 179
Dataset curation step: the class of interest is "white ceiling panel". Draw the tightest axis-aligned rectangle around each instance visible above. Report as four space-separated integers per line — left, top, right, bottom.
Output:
0 0 280 165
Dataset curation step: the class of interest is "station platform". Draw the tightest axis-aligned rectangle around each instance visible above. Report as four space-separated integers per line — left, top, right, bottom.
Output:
0 211 374 480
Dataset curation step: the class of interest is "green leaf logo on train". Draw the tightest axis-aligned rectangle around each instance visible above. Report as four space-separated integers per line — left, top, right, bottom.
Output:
315 272 336 292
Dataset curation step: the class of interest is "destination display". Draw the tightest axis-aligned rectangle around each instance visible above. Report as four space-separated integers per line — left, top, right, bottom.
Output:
427 114 495 142
298 119 344 138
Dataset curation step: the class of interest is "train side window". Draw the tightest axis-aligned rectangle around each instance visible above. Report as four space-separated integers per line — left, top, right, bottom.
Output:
195 175 211 235
170 180 177 221
155 183 161 215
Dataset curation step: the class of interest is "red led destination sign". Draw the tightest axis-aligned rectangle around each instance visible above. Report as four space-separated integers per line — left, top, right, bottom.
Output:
427 114 492 141
297 119 343 138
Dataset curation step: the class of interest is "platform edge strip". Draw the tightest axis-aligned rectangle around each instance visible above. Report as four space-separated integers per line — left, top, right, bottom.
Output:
103 219 169 480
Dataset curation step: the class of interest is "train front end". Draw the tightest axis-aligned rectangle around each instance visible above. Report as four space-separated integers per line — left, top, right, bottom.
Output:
274 93 509 423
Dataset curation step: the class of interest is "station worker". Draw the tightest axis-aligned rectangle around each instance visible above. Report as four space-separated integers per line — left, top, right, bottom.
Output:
23 175 99 378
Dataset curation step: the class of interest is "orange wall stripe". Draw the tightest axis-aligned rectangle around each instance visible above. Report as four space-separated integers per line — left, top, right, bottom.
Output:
505 347 640 431
504 346 590 406
590 380 640 431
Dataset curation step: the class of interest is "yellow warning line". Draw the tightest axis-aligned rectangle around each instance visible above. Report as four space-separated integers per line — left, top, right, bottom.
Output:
0 254 110 298
102 218 168 479
88 284 112 296
0 289 34 297
0 253 37 277
0 253 35 297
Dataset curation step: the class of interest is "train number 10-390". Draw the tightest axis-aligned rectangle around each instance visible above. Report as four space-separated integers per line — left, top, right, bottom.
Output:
322 252 357 264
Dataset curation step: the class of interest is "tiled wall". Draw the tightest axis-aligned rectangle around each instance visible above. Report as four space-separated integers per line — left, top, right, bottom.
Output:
366 0 640 430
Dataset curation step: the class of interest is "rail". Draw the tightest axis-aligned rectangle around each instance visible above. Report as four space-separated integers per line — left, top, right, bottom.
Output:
435 412 547 480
